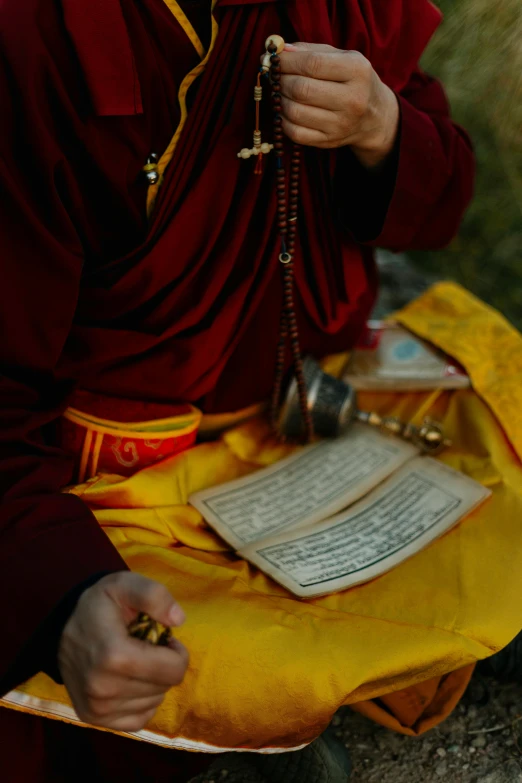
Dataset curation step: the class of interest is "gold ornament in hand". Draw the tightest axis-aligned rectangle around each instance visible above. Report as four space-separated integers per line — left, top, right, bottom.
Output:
128 612 172 647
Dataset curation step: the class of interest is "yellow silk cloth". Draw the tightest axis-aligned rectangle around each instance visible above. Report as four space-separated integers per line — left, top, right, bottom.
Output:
3 282 522 753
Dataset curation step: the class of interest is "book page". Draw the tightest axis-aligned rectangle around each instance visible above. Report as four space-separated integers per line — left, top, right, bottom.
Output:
189 424 418 549
239 457 491 598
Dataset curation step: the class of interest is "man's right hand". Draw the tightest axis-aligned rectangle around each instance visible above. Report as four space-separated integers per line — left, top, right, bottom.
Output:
58 572 188 732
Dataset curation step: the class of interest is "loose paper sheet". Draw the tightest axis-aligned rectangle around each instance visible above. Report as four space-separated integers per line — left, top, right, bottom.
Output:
239 457 490 597
344 322 470 391
189 424 418 549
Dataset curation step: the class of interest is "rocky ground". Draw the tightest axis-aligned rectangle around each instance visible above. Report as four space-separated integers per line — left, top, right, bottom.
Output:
336 678 522 783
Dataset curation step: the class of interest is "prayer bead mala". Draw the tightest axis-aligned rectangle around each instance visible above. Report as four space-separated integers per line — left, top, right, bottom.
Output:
237 35 314 442
267 42 313 443
237 35 449 452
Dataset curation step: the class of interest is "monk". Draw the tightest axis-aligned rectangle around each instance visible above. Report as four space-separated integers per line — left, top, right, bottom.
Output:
3 0 512 781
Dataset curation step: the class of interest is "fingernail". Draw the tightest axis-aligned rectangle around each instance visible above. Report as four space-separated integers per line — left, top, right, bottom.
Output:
168 605 186 626
284 44 298 51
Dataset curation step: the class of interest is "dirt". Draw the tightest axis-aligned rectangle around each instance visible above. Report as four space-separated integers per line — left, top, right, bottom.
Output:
334 678 522 782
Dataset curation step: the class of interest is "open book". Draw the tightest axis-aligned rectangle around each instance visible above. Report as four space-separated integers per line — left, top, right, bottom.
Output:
189 425 490 598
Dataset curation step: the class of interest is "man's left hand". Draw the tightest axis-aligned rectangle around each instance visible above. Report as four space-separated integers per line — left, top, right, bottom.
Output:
278 43 400 169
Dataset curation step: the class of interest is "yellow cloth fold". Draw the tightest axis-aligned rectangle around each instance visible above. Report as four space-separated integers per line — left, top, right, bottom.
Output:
3 282 522 753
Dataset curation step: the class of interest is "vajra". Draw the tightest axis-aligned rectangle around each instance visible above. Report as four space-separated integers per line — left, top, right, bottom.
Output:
128 613 172 646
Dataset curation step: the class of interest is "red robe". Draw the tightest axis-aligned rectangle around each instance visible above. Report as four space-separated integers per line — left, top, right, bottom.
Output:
0 0 474 779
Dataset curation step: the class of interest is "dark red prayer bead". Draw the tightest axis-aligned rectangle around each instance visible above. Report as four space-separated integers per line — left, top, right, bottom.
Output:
268 54 312 442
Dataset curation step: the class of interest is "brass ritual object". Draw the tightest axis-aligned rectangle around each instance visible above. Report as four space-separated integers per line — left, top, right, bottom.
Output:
279 357 449 454
128 612 172 647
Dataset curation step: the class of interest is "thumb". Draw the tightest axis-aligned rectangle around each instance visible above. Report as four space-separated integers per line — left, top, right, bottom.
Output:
284 42 337 53
104 572 186 628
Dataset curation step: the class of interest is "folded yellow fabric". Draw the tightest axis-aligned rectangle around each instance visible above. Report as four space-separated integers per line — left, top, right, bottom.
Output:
3 283 522 754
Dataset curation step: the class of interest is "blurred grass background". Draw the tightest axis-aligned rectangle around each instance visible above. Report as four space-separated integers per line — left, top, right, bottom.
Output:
411 0 522 326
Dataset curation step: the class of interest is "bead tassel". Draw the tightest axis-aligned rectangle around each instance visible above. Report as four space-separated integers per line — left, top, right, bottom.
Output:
254 73 264 174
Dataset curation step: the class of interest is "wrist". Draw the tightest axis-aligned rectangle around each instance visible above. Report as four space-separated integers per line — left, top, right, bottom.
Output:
352 85 400 170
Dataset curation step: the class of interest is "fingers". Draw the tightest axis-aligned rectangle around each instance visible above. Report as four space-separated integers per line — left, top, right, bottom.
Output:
280 46 369 84
92 635 189 689
119 637 190 687
284 42 336 54
280 95 335 133
262 41 334 67
84 673 168 700
103 572 186 628
85 693 164 724
281 117 330 149
280 97 339 147
280 75 348 112
60 573 191 734
105 707 159 733
72 637 189 729
73 636 189 729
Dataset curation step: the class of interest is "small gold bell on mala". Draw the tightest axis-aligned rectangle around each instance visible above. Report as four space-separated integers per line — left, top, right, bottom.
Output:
143 153 160 185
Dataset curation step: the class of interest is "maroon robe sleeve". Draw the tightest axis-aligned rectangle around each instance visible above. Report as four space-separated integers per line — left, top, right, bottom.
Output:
337 69 475 250
0 61 126 693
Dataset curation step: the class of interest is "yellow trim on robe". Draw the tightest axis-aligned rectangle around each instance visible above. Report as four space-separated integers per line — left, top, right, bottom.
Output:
64 406 202 438
161 0 207 59
3 283 522 752
146 0 220 217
